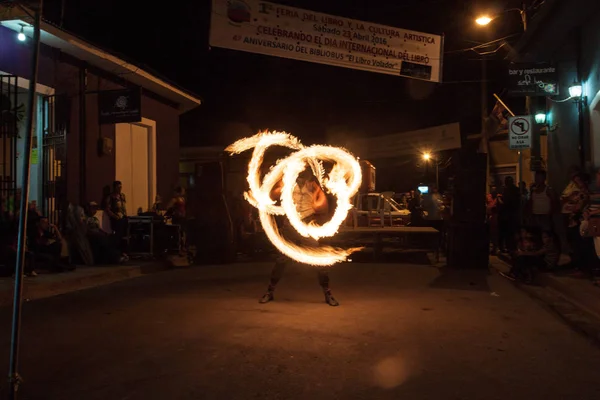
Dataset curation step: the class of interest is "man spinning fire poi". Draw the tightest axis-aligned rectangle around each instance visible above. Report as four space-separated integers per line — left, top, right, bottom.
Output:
259 168 339 306
225 131 364 307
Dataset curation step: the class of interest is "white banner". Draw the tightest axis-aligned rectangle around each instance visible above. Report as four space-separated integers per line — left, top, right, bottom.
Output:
348 123 461 159
210 0 444 82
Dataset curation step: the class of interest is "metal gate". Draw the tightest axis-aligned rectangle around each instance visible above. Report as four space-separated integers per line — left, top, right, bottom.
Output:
0 75 19 220
41 94 69 227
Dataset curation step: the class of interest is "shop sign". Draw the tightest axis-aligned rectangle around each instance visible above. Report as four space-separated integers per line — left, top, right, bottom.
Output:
507 63 558 96
98 88 142 124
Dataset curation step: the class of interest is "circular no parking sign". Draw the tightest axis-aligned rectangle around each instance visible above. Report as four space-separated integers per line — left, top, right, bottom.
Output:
510 117 530 136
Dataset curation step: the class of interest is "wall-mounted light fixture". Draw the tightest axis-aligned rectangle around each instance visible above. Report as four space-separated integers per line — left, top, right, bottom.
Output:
17 26 26 42
568 81 583 99
534 112 547 124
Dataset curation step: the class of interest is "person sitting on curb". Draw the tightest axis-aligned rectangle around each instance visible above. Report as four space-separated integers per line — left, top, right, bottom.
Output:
28 216 74 273
85 201 128 265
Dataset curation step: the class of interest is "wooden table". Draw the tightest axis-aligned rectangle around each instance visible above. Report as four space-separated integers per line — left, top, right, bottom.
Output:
336 226 441 262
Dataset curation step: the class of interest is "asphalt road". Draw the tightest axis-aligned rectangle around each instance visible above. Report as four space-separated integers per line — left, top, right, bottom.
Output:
1 260 599 400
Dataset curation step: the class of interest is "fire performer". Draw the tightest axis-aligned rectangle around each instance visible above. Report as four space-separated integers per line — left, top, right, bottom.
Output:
259 169 339 306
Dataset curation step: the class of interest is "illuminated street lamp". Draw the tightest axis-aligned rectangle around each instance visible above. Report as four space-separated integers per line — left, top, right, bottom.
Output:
17 26 25 41
475 16 493 26
568 82 583 99
474 8 526 30
534 113 547 124
421 152 438 188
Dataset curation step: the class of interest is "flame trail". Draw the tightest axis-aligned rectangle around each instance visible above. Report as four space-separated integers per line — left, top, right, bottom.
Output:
226 131 363 266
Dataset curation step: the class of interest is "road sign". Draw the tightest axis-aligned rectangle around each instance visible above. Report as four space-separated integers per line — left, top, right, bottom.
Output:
508 115 532 150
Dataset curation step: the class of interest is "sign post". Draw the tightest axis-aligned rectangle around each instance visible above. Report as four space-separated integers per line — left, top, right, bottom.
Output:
508 115 533 150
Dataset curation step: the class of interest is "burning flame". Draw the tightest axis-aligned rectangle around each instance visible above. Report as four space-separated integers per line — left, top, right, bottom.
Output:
226 131 363 266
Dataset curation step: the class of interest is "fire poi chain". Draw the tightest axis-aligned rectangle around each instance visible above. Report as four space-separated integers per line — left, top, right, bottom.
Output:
226 131 363 266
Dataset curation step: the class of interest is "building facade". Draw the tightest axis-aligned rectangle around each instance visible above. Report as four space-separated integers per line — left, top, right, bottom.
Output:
512 0 600 190
0 5 200 225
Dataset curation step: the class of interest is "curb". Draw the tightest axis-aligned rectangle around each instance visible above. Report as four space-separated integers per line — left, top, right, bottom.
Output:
0 262 170 307
495 254 600 319
491 256 600 346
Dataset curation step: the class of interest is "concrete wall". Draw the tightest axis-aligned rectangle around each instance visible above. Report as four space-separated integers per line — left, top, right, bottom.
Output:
581 17 600 168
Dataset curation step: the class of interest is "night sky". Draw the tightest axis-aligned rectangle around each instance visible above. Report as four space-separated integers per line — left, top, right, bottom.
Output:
41 0 525 148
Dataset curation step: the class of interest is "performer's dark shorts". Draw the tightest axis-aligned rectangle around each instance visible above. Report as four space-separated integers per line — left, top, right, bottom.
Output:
275 215 320 262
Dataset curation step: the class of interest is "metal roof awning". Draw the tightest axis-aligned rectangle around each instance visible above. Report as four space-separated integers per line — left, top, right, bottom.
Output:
0 5 202 113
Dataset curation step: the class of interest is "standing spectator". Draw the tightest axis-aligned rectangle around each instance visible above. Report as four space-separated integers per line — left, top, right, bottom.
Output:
487 185 501 254
579 169 600 278
561 172 589 266
526 170 559 232
499 176 521 252
518 181 529 225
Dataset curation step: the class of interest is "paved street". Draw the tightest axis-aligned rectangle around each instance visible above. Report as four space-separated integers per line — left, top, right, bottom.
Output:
1 260 599 400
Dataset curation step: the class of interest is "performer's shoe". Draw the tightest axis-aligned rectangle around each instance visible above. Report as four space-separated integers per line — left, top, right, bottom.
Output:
324 290 339 307
259 291 274 304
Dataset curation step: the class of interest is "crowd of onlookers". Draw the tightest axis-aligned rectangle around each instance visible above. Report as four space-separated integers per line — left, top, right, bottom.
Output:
487 168 600 284
0 180 188 278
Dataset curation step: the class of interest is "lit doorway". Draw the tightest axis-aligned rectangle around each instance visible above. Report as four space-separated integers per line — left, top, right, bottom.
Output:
115 118 157 215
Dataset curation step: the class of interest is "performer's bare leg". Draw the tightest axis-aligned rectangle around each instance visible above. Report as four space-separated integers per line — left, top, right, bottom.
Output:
259 261 339 306
259 256 286 303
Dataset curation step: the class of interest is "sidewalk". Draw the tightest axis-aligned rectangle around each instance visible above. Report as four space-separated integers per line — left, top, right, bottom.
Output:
490 255 600 346
0 257 186 307
492 254 600 319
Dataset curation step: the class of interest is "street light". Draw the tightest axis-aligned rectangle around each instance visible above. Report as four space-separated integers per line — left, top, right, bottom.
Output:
568 82 583 99
475 4 529 184
475 16 493 26
534 112 547 124
422 152 438 188
474 8 526 30
17 26 25 41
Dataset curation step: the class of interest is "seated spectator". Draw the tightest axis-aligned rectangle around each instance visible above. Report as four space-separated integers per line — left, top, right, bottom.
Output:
504 226 545 284
28 216 74 272
0 223 37 277
85 201 128 264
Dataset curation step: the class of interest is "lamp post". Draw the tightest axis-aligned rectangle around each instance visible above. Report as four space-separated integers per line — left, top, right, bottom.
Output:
475 1 531 185
8 2 43 399
422 152 439 189
569 81 586 168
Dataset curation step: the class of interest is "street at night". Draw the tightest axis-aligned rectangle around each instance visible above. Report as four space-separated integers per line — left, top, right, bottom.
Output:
3 0 600 398
1 261 599 399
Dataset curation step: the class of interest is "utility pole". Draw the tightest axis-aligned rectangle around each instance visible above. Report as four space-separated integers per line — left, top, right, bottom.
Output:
521 1 537 176
8 1 43 398
482 54 489 191
60 0 66 27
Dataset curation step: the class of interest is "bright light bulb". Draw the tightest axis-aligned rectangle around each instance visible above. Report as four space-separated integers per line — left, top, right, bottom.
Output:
475 16 493 26
17 32 26 41
422 153 431 160
534 113 546 124
568 83 583 98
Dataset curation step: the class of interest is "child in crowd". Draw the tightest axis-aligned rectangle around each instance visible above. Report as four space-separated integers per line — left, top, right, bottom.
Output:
505 228 560 283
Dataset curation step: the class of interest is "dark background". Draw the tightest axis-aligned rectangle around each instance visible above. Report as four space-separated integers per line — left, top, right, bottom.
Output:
39 1 525 141
38 0 528 191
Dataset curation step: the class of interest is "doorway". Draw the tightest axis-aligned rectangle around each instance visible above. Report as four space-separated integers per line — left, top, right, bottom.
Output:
115 118 156 215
